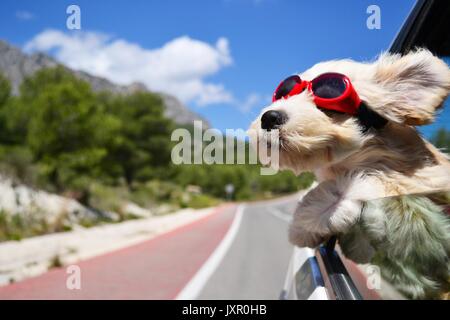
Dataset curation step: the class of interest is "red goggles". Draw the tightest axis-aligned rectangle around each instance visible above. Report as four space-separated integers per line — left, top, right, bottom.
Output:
272 73 361 115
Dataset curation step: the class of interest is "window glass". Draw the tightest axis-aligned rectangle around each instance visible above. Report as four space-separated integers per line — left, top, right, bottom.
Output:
408 3 450 144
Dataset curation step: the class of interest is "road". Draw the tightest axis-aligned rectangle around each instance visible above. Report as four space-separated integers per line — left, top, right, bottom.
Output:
0 194 300 299
196 197 297 299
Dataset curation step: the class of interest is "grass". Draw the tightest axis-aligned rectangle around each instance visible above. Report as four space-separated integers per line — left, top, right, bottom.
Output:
0 209 77 242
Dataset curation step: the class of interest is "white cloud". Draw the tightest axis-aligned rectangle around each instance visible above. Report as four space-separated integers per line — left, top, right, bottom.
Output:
236 93 271 113
25 29 233 106
16 11 35 21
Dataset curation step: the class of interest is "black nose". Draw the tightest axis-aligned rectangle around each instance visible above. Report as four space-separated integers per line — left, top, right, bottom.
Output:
261 110 288 130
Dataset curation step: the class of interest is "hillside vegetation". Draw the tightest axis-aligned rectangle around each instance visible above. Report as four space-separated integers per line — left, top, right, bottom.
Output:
0 67 315 240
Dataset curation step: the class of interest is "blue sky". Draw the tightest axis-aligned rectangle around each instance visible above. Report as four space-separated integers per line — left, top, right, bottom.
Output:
0 0 448 137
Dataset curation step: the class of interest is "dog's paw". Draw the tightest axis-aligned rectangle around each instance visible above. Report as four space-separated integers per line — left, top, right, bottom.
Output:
288 224 324 248
292 180 363 236
289 176 385 249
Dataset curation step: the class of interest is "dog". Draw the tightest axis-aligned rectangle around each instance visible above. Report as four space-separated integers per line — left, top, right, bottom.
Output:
249 49 450 299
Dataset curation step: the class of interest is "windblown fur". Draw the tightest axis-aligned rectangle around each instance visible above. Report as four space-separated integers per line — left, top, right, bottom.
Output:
249 49 450 299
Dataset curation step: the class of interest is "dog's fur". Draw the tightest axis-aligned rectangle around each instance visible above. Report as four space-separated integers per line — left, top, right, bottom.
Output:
249 49 450 299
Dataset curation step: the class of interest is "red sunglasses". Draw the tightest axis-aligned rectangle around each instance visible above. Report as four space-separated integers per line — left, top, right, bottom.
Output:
272 73 361 115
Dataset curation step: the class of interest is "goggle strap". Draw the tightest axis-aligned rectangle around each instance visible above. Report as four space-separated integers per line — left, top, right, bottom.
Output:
356 102 388 133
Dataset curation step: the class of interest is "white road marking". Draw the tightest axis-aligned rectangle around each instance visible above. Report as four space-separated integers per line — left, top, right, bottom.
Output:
269 206 292 223
175 204 245 300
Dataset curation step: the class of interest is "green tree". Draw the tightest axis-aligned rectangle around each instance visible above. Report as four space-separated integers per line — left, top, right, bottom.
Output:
0 73 12 143
18 67 120 202
0 73 10 107
0 74 37 185
104 91 175 187
431 128 450 152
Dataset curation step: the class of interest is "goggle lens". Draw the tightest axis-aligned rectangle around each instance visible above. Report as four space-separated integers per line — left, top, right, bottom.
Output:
311 74 347 99
273 75 303 101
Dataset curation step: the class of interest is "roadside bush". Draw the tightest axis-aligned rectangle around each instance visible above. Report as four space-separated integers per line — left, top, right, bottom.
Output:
0 209 72 242
186 194 220 209
88 182 130 214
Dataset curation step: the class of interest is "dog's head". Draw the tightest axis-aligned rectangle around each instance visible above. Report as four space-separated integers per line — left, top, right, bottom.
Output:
249 49 450 174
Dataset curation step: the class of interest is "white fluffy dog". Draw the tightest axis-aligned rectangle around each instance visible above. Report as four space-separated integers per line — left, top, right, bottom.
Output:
249 49 450 299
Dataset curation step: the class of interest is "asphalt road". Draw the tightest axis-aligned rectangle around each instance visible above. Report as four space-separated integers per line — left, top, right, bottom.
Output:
0 194 301 299
198 195 298 299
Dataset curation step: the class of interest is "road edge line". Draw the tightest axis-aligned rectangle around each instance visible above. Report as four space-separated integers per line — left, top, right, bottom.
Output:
175 204 245 300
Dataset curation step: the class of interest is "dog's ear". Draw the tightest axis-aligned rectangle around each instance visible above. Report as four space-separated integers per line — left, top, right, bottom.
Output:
366 49 450 126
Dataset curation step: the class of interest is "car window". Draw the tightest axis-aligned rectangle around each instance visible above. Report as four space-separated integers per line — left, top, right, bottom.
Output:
402 1 450 141
420 58 450 140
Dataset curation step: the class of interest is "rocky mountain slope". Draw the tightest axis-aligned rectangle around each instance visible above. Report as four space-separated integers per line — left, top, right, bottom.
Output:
0 40 209 127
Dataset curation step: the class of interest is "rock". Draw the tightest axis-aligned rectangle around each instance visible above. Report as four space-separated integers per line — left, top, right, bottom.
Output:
0 176 99 226
121 202 152 218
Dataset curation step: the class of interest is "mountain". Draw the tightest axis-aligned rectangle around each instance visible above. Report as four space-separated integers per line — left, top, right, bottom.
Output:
0 40 209 127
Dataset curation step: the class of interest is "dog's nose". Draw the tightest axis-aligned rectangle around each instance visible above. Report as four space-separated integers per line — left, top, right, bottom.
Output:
261 110 288 130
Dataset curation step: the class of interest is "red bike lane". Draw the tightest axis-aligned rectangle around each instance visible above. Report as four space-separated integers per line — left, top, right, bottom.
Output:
0 204 237 299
